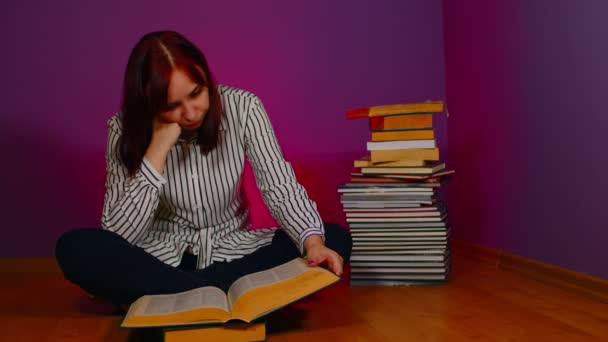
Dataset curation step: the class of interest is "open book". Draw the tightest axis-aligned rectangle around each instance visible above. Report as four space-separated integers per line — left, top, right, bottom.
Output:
121 258 340 328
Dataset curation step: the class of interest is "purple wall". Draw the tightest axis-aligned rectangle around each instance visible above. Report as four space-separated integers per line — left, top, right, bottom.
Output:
0 1 445 257
444 0 608 278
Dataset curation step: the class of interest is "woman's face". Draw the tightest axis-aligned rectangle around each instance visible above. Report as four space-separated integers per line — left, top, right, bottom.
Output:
158 68 209 131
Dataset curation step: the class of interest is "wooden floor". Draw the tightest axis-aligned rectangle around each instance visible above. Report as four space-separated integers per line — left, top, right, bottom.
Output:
1 255 606 342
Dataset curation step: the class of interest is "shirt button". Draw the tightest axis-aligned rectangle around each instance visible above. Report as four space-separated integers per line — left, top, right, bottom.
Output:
191 174 197 179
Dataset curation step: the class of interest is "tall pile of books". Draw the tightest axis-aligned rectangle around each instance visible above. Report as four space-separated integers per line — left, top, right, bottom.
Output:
341 101 454 286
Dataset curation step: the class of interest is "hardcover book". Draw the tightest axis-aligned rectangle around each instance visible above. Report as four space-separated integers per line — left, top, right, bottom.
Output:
121 258 339 328
163 322 265 342
346 101 444 119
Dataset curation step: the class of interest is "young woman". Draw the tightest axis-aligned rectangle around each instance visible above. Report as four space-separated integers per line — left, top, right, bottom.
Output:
55 31 352 305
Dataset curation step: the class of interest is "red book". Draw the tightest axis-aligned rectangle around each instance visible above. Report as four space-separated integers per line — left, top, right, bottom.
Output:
346 107 370 119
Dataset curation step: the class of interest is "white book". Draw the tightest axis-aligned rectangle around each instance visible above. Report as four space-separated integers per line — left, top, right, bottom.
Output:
343 207 439 213
338 188 433 193
350 267 447 274
353 246 447 252
350 261 447 267
342 203 422 209
351 231 447 237
367 139 436 151
351 254 446 262
346 212 442 218
349 222 446 228
353 244 446 249
353 236 447 242
351 274 447 280
350 229 446 234
347 216 444 223
350 279 446 286
342 189 434 198
353 241 447 247
341 200 434 205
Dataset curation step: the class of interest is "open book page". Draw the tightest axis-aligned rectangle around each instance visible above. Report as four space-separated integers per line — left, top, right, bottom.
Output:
228 258 339 321
134 286 229 316
226 258 314 309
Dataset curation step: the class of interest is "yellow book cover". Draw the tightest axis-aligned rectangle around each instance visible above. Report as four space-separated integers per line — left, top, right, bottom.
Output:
371 129 435 142
370 114 433 130
354 156 425 168
121 258 339 328
163 322 265 342
361 161 446 175
369 101 444 117
353 155 371 168
370 148 440 163
346 101 444 119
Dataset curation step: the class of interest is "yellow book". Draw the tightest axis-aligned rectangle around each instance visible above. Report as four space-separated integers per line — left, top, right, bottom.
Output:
354 156 424 168
369 101 444 117
375 160 426 167
353 155 373 168
122 258 339 328
370 148 440 163
346 101 444 119
164 322 265 342
361 161 445 175
370 114 433 130
371 129 434 142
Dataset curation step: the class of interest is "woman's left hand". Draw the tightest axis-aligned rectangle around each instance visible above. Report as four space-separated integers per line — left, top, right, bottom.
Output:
304 236 344 276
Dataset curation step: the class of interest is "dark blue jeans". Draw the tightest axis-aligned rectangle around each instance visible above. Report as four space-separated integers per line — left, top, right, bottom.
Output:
55 224 351 305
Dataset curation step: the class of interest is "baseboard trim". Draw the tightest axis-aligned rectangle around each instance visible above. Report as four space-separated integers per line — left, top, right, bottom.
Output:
452 240 608 303
0 257 61 274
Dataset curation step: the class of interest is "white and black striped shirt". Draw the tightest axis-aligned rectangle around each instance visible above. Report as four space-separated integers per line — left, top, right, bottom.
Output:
102 85 324 269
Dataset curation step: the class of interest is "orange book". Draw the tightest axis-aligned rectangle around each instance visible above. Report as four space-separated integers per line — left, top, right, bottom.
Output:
164 323 265 342
370 148 440 163
370 114 433 131
371 129 434 141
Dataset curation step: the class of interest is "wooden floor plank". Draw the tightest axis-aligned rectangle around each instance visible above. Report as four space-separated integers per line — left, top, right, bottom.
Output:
0 255 606 342
456 269 608 340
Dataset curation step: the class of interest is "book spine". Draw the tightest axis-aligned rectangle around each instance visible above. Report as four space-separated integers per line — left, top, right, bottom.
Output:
346 107 370 119
367 140 436 151
370 148 440 163
371 130 435 141
368 102 444 117
369 114 433 130
360 167 433 174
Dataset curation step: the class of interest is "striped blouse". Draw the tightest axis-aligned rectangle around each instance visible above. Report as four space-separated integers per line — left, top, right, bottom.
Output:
101 85 324 269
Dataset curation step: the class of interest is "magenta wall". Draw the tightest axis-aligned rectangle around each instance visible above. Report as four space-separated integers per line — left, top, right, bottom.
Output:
444 0 607 278
0 1 446 257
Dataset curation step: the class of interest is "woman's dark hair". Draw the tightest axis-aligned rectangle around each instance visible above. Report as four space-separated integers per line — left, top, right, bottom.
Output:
119 30 222 176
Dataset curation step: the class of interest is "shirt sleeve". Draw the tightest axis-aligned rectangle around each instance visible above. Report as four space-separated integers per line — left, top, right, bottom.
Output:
101 117 165 244
243 97 325 254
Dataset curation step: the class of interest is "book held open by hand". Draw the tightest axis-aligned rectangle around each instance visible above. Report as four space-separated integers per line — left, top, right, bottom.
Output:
121 258 340 329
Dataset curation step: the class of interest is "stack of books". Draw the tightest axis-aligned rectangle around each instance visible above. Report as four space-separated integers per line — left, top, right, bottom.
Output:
341 101 454 285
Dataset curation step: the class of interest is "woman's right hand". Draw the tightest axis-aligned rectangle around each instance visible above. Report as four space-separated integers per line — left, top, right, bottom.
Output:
144 118 182 175
151 118 182 152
